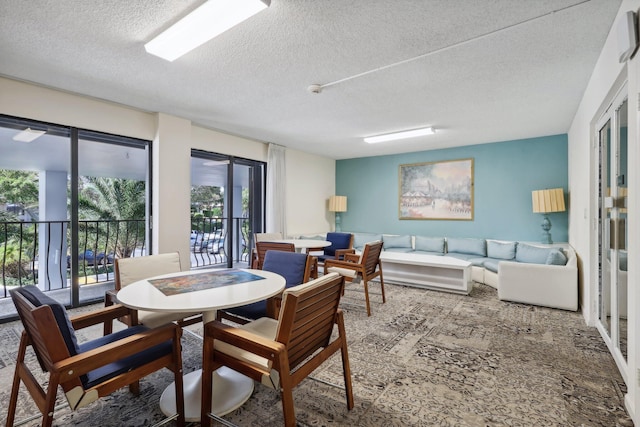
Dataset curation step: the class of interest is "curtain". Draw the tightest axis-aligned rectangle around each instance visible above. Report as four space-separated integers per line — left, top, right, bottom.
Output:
266 143 286 236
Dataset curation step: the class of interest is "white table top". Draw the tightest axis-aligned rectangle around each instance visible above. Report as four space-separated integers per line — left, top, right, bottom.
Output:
380 251 472 268
117 268 286 314
263 239 331 249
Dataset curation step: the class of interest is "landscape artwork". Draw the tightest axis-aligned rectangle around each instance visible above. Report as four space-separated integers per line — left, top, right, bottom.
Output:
149 269 265 296
399 158 474 220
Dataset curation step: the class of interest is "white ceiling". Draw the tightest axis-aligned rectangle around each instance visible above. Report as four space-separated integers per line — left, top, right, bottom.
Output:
0 0 622 160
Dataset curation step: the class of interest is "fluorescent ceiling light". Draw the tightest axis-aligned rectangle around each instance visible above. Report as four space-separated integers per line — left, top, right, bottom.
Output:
364 127 436 144
145 0 270 62
13 128 46 143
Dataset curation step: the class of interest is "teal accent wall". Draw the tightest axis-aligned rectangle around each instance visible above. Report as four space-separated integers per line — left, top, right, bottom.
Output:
336 134 568 242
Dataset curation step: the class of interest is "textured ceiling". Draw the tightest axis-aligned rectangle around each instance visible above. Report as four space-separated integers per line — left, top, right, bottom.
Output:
0 0 622 160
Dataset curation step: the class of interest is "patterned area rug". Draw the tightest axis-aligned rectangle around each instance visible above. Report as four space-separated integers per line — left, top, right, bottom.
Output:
0 281 632 426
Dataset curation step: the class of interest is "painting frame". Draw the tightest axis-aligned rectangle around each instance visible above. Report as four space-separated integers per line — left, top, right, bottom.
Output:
399 158 474 220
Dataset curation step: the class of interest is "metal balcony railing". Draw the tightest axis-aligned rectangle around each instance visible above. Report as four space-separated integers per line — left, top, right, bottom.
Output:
1 216 252 299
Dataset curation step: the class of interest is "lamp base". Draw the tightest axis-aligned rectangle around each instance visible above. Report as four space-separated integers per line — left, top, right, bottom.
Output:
335 213 342 232
540 215 553 244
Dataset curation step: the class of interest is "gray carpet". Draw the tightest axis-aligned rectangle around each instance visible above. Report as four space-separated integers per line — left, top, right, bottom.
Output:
0 281 632 426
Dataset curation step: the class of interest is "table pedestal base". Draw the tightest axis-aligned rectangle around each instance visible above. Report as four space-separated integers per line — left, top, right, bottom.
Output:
159 367 254 422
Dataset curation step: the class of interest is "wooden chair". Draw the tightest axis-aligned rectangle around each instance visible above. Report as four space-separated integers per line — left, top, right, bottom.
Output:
251 232 284 268
324 240 386 316
306 232 354 265
217 250 315 324
104 252 201 334
254 241 295 269
201 272 353 427
7 285 185 427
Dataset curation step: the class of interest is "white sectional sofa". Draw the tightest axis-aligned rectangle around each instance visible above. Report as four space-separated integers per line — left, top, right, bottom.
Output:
304 232 578 311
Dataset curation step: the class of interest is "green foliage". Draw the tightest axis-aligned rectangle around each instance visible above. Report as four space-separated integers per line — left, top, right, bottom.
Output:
0 169 38 209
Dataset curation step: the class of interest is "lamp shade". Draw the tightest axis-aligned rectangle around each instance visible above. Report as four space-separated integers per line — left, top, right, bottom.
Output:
532 188 565 213
329 196 347 212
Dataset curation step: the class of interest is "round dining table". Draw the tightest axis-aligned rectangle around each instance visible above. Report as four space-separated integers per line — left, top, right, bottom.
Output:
262 238 331 253
116 267 286 422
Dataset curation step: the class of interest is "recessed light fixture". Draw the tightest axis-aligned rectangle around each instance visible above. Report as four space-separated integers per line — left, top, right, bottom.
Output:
364 127 436 144
145 0 270 62
13 128 46 143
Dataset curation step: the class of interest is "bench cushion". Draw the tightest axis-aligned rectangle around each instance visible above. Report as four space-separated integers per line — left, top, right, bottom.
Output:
487 241 516 260
515 243 554 264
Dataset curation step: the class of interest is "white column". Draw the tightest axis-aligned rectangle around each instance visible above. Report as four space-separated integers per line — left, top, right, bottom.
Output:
38 170 68 290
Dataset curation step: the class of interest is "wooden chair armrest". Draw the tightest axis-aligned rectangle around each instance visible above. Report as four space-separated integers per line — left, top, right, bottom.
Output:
343 253 360 262
266 294 284 319
206 320 285 360
70 304 134 330
104 289 118 306
305 246 325 254
335 248 355 260
56 323 181 382
323 258 364 275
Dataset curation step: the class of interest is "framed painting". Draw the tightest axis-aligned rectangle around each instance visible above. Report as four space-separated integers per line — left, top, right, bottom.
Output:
399 158 474 220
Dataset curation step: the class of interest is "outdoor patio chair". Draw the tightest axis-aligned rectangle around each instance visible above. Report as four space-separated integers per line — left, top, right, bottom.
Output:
324 240 386 316
7 285 185 427
306 232 354 264
217 250 314 325
201 272 353 427
104 252 201 334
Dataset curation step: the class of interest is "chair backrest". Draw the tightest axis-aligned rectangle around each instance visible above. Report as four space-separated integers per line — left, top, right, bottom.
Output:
11 286 82 391
255 232 283 242
255 241 295 269
275 272 344 369
324 232 353 256
362 241 384 275
115 252 182 290
262 250 311 287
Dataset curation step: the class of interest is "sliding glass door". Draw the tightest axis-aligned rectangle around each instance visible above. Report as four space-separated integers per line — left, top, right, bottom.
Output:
190 150 264 269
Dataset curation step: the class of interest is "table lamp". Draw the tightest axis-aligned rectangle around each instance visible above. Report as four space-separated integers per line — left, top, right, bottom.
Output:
532 188 565 244
329 195 347 232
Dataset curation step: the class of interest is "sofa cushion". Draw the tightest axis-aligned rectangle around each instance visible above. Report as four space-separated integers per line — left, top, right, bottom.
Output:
515 243 554 264
353 233 382 251
415 236 445 253
412 250 444 256
483 260 500 273
487 241 516 260
446 253 480 261
468 257 489 267
446 238 486 256
383 234 412 250
545 249 568 265
384 247 414 253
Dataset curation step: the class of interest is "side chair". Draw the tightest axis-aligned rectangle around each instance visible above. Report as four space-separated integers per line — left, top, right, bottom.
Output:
306 232 354 265
251 232 284 268
217 250 314 324
253 241 295 269
201 272 353 427
324 240 386 316
104 252 201 334
7 285 185 427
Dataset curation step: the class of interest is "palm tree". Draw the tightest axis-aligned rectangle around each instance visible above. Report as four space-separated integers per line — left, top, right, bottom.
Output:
77 177 146 258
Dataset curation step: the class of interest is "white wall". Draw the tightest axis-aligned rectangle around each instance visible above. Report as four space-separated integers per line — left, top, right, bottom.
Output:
567 0 639 421
285 148 336 237
0 76 336 261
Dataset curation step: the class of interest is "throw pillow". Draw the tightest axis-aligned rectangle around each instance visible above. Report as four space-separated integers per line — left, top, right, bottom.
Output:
516 243 553 264
414 236 445 253
487 240 517 260
383 234 412 249
545 249 568 265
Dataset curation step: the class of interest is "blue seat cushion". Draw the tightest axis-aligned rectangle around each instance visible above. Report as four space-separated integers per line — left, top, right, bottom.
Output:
12 285 80 356
384 247 414 253
78 325 172 388
224 300 267 321
324 232 352 257
412 250 444 256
